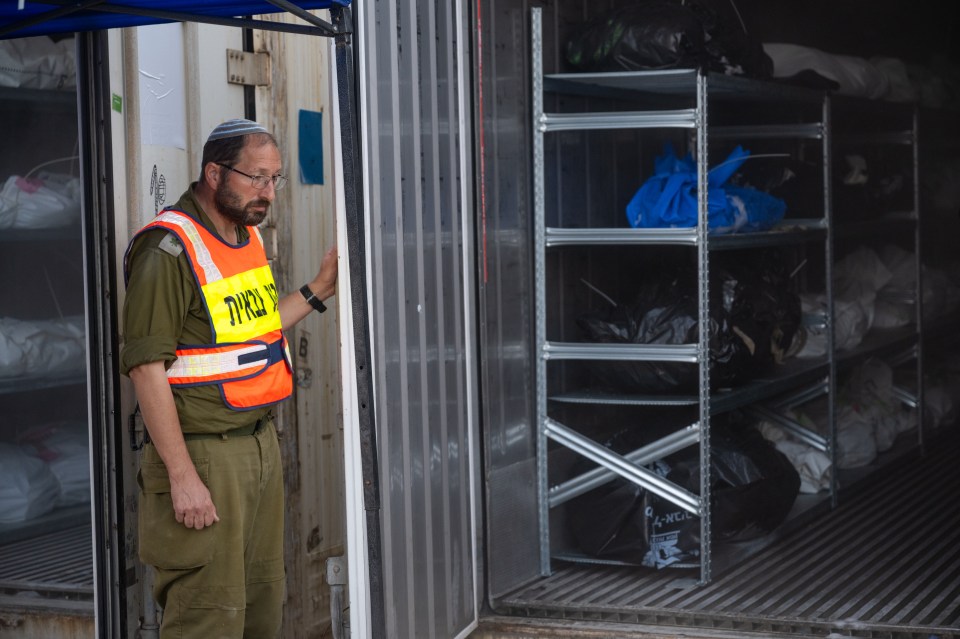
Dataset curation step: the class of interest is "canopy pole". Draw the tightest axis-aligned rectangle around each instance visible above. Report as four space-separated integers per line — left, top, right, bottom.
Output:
263 0 339 35
1 0 345 39
0 0 101 38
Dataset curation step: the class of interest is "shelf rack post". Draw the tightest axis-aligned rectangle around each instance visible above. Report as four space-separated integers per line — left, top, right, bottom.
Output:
531 6 551 576
694 71 712 584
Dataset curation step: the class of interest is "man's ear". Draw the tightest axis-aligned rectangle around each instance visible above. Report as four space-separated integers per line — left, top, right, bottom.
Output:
203 162 220 189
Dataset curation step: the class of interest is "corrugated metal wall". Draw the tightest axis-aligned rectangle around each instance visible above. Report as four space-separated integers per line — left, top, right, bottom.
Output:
478 0 669 602
476 0 540 601
354 2 479 638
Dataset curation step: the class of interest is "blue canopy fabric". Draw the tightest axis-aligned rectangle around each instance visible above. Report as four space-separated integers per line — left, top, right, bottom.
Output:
0 1 350 39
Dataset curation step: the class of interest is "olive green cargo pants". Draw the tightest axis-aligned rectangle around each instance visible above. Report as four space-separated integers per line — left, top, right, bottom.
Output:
138 421 285 639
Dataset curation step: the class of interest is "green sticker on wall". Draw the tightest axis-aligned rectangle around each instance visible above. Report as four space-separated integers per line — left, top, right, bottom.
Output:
112 93 122 113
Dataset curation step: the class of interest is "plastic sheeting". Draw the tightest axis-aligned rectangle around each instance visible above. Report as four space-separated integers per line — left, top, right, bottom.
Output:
0 35 76 89
796 245 918 358
626 144 786 235
757 420 832 494
763 42 928 104
0 172 81 229
20 422 90 507
578 251 801 393
0 442 61 523
0 316 86 378
775 359 918 472
564 1 772 78
567 417 800 568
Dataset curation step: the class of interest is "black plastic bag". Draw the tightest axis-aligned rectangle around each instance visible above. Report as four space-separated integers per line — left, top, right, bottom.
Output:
567 417 800 568
566 3 707 73
576 253 800 393
682 0 772 78
715 250 802 373
730 156 824 218
565 1 772 78
832 152 912 220
576 268 752 393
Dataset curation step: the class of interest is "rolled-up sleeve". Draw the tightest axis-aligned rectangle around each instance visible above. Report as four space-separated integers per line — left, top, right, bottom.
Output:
119 230 192 376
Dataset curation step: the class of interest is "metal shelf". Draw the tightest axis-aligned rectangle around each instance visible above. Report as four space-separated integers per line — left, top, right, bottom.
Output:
0 85 76 107
834 130 915 146
834 214 917 239
922 308 960 346
538 109 696 132
0 505 89 546
0 371 86 395
544 69 825 104
709 221 827 250
0 225 82 243
545 227 697 247
710 359 831 415
836 326 919 371
542 341 700 363
550 390 698 407
544 221 826 249
710 123 824 140
548 357 830 415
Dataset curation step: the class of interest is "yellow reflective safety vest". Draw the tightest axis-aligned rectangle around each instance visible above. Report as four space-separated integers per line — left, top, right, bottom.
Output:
125 209 293 410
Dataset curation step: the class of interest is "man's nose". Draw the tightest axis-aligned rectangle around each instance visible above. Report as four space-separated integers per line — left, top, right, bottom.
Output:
261 180 277 200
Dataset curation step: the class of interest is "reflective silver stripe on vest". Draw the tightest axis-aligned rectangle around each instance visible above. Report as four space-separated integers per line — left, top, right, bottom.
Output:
167 343 268 380
154 211 224 283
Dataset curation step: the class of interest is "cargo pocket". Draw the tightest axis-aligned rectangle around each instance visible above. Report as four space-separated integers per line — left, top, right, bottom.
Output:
247 556 285 585
137 459 217 570
179 584 246 611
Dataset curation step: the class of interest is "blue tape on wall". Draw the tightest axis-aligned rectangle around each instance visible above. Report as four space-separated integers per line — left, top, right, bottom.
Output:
298 109 324 185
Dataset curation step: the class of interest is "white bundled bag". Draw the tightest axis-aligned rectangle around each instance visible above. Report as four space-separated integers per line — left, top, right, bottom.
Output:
758 419 832 494
0 172 81 230
873 244 916 329
21 423 91 507
846 358 916 451
763 43 891 100
835 405 878 469
796 294 871 357
925 375 960 430
0 35 76 89
0 443 61 523
0 315 86 378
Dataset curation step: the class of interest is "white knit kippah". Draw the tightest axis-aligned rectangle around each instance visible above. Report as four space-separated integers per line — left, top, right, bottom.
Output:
206 118 269 142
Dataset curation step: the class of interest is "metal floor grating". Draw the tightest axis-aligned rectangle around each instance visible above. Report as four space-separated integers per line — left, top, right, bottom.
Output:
0 524 94 599
501 429 960 638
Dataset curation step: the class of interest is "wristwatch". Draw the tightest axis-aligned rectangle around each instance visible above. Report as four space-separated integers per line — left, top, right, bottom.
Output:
299 284 327 313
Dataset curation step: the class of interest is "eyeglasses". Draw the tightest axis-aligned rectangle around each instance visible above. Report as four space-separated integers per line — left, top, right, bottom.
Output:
216 163 287 191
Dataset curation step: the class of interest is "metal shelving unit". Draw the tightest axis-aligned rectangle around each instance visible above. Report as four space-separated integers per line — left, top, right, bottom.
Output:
0 371 86 395
830 97 924 451
531 7 838 584
0 73 90 560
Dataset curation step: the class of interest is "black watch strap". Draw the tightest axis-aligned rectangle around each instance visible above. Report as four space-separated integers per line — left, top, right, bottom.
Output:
299 284 327 313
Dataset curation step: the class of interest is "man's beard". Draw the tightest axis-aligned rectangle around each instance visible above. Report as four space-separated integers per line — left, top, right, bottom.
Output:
214 181 270 227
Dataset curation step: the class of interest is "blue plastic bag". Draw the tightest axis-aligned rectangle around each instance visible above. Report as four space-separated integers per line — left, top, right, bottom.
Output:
626 144 786 234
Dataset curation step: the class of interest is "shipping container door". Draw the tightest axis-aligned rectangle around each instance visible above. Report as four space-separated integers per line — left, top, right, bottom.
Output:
251 14 346 638
113 17 345 637
343 1 481 638
109 22 250 635
0 31 114 639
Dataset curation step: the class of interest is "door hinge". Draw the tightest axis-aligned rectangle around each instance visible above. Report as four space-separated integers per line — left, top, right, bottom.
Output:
326 556 349 639
226 49 271 87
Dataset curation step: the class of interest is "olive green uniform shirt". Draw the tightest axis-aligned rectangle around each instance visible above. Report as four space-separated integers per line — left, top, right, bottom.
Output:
120 186 272 434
